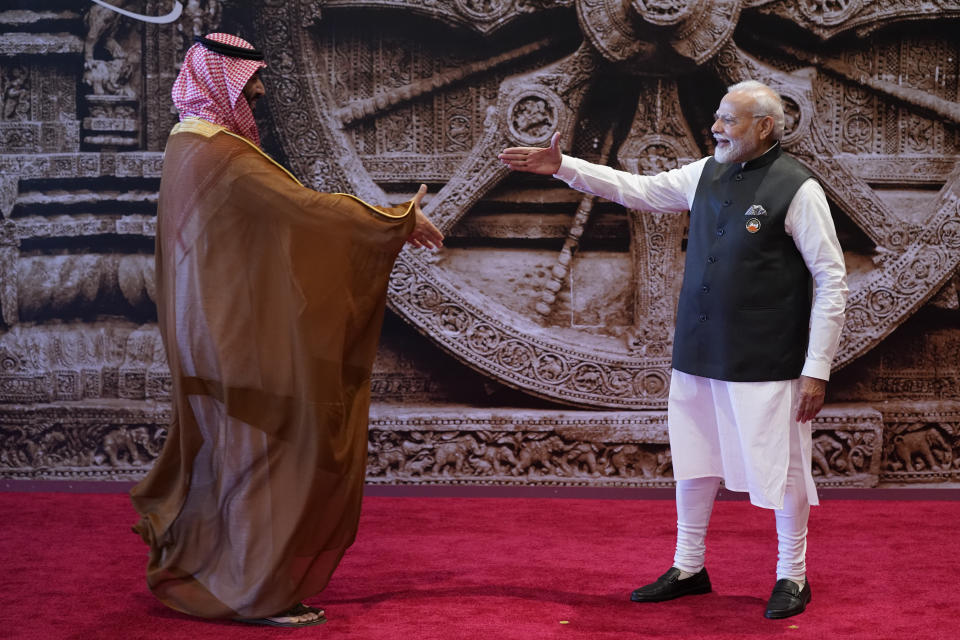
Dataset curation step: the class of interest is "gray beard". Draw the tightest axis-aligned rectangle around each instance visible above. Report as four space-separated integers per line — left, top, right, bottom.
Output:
714 143 738 164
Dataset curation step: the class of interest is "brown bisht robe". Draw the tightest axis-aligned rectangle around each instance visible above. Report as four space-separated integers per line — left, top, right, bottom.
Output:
131 118 415 619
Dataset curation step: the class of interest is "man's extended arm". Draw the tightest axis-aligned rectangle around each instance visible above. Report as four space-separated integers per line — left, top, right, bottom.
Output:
500 133 704 213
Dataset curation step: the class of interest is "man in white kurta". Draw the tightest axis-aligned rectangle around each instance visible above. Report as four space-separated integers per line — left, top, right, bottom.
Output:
499 80 847 619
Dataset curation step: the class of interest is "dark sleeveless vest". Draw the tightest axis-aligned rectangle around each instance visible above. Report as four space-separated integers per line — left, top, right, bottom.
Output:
672 144 814 381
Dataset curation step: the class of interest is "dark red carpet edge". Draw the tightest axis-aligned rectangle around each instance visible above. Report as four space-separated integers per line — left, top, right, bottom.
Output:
1 492 957 640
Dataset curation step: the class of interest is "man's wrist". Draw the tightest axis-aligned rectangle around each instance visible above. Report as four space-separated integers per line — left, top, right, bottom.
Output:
800 359 831 381
553 155 574 180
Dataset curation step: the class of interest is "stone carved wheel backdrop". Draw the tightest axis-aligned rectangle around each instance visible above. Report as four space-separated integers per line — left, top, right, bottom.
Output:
254 0 960 409
0 2 957 487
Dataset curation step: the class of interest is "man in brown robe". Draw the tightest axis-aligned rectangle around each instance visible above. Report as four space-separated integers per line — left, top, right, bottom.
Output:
130 33 443 627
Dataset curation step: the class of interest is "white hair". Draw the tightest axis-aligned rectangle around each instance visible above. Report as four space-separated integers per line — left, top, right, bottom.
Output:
727 80 786 140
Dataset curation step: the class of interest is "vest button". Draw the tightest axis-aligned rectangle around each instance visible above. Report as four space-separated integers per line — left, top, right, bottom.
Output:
701 285 710 293
707 256 717 263
735 173 743 181
723 199 731 206
716 227 725 236
698 314 708 322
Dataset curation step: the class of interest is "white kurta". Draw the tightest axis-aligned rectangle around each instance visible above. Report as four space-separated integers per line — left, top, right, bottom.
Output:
554 153 848 508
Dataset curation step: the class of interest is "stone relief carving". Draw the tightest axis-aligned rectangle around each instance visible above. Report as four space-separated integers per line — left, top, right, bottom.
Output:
890 426 951 473
0 405 169 481
362 406 883 487
754 0 960 39
881 404 960 483
322 0 575 35
251 1 960 409
0 2 958 488
81 1 145 147
2 66 29 120
83 2 141 97
364 414 675 484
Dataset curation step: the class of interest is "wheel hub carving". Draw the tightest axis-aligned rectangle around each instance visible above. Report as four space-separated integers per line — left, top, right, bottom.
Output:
577 0 742 67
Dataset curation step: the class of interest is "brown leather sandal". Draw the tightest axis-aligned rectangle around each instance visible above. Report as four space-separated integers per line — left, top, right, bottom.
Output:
235 602 327 627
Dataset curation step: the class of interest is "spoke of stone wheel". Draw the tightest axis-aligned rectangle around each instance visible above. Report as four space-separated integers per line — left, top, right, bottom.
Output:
771 42 960 126
534 127 617 320
423 45 600 233
336 38 557 125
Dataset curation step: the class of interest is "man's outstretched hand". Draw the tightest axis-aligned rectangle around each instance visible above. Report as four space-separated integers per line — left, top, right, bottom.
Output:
498 132 563 175
406 184 444 250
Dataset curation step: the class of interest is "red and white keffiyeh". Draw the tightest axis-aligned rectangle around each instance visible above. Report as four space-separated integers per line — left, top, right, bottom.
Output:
171 33 267 145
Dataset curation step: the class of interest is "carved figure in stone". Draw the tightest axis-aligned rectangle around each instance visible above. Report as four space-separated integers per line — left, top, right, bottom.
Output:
511 96 554 140
391 431 441 476
626 319 671 356
432 434 485 475
368 432 407 477
399 437 429 458
811 433 845 477
891 425 951 472
84 3 128 62
473 433 521 474
563 441 601 476
513 434 568 476
607 444 669 478
0 427 38 466
83 58 136 97
466 454 493 474
2 67 28 120
840 431 875 476
35 429 70 465
101 425 160 466
83 2 140 97
405 451 435 476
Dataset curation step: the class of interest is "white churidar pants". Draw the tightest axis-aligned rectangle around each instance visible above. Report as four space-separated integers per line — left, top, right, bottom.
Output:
668 370 815 581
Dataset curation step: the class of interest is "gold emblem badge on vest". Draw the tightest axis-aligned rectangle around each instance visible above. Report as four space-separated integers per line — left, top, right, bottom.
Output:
744 204 766 234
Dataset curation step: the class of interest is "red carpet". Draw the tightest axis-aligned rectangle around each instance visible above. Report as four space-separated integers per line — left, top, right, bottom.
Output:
1 492 957 640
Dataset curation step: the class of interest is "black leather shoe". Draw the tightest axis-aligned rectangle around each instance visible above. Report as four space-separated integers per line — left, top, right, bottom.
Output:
764 579 811 619
630 567 712 602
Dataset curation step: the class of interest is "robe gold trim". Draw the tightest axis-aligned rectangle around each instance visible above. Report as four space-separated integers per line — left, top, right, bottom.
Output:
130 120 415 619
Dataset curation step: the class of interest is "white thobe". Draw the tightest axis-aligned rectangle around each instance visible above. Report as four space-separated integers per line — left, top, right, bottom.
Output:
554 154 848 508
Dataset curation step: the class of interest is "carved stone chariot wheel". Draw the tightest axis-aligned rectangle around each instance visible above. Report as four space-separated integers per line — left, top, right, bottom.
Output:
254 0 960 409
